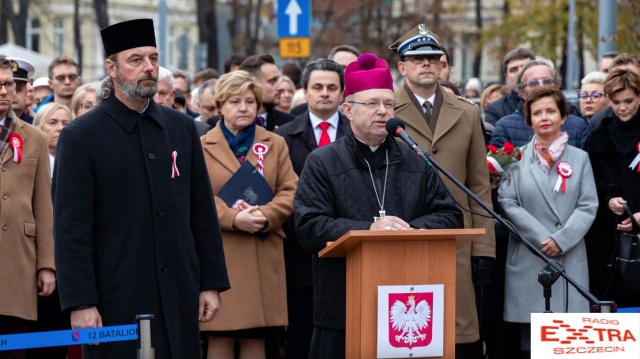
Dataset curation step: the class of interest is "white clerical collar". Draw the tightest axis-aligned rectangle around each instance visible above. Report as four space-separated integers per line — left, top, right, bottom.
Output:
414 93 436 108
309 111 339 129
140 99 151 114
355 136 386 152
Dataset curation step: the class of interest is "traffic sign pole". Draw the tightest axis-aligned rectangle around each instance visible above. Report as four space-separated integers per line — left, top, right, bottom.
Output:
278 0 311 59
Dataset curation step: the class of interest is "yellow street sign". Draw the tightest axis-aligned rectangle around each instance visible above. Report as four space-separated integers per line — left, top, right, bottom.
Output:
279 38 310 58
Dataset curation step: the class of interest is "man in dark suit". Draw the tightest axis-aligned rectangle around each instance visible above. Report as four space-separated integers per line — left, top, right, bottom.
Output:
274 58 349 358
239 54 294 131
53 19 229 358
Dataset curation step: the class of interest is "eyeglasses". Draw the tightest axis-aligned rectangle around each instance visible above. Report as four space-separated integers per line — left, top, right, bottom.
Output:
0 81 16 91
404 55 441 65
577 92 604 102
81 103 96 111
348 100 396 110
522 77 556 89
54 74 79 82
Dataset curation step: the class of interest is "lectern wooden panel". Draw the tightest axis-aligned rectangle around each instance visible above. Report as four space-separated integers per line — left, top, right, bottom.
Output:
319 229 484 359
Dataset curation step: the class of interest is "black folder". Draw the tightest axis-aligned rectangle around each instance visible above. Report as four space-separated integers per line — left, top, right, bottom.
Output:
217 161 274 240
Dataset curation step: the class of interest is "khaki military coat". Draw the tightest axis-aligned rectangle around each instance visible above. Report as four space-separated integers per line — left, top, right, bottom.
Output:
395 84 496 343
0 114 54 320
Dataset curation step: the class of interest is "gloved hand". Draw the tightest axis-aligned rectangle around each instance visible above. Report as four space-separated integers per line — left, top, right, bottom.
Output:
471 256 495 286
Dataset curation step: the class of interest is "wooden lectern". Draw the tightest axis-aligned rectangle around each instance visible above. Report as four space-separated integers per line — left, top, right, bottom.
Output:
319 229 485 359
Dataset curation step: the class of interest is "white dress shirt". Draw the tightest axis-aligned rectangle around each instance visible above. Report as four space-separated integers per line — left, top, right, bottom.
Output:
309 111 340 145
413 93 436 115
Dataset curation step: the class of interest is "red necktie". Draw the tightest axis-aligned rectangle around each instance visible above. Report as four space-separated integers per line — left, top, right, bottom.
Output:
318 122 331 147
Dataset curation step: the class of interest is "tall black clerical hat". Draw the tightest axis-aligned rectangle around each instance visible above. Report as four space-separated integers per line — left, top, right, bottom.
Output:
100 19 157 58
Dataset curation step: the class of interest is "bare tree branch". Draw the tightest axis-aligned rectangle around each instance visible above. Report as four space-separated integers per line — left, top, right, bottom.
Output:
93 0 109 30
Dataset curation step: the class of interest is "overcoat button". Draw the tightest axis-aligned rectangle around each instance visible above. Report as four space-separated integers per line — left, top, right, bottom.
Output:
148 153 155 160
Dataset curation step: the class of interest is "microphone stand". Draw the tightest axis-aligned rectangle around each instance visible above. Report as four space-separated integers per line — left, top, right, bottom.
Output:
399 135 615 313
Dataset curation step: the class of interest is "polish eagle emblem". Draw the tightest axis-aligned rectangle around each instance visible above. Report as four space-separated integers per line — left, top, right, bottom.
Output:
390 295 431 346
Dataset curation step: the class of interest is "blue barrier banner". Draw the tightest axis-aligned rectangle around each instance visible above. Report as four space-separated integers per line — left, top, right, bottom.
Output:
0 324 138 351
617 306 640 313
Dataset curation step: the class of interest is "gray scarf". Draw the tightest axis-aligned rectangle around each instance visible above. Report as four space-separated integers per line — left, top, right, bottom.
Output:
0 109 18 160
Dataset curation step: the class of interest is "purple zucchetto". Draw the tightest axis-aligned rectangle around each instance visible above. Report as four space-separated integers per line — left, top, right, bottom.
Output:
344 53 394 98
100 19 157 58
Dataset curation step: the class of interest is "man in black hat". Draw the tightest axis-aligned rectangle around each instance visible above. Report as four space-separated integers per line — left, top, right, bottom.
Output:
390 24 495 359
53 18 229 358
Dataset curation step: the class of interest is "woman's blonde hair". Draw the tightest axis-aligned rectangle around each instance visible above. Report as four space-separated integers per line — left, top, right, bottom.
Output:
480 84 509 112
71 81 99 118
33 103 72 129
279 75 295 93
214 70 264 114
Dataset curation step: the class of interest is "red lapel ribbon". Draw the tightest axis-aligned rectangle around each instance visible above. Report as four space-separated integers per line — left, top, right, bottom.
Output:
9 133 23 163
171 151 180 179
554 161 573 193
253 143 268 177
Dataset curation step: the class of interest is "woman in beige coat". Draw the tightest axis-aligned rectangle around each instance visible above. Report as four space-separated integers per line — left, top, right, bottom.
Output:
200 70 297 359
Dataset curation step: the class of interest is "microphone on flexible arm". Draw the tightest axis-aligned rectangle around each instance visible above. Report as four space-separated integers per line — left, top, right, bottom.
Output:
385 117 612 313
385 118 430 164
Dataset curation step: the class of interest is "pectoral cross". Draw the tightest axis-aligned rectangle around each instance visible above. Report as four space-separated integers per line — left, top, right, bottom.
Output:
374 210 386 222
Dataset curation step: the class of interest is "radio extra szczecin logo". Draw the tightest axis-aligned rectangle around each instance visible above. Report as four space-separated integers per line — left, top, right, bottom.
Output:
531 313 640 358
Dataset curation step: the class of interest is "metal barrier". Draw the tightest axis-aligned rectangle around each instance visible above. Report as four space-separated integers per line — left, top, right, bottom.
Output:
136 314 155 359
0 314 155 359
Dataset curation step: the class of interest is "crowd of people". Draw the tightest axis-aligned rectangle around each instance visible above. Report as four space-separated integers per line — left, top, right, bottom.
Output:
0 16 639 359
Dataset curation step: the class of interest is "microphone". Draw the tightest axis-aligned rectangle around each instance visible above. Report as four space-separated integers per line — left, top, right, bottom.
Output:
385 118 428 159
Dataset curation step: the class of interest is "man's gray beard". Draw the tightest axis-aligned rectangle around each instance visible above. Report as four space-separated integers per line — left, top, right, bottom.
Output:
115 71 157 100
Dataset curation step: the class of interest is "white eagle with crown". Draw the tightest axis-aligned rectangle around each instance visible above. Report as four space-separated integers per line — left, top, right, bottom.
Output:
390 295 431 345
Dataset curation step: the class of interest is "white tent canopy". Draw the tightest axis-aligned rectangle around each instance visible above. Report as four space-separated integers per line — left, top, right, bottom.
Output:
0 43 53 78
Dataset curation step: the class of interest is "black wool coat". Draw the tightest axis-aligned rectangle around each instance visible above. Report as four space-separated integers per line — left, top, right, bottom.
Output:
274 111 350 287
585 113 640 302
294 131 463 329
53 96 230 359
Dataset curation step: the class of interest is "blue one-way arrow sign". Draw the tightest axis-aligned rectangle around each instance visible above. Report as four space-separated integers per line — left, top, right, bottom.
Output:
278 0 310 38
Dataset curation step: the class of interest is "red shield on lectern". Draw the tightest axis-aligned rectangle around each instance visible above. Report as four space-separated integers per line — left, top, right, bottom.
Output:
388 292 433 349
